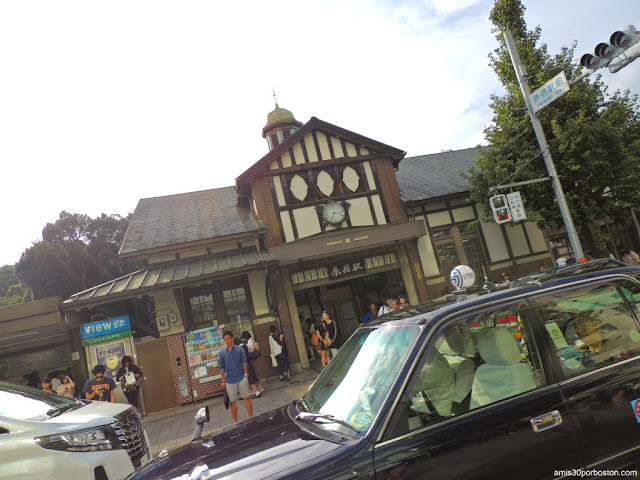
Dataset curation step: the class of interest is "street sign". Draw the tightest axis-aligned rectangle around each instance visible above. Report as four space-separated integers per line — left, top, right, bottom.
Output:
506 192 527 221
529 71 570 113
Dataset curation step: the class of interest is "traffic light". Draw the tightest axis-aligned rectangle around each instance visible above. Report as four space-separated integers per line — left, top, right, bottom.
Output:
490 195 511 224
580 25 639 73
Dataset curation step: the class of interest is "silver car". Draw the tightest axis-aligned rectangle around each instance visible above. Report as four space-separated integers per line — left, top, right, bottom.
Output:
0 381 151 480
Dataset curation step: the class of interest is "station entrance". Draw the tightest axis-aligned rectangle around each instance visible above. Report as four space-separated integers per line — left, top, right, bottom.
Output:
293 268 406 345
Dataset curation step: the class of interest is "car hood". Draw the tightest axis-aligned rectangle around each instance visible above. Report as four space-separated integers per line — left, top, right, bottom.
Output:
47 401 131 426
1 401 133 435
129 405 347 480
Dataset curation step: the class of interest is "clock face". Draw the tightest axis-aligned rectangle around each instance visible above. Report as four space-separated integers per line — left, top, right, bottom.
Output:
322 201 346 225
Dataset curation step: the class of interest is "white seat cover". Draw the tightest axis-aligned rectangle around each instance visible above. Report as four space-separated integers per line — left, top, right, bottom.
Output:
470 328 536 409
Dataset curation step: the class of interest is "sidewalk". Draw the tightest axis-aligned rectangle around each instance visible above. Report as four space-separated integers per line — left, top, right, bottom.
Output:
142 362 322 457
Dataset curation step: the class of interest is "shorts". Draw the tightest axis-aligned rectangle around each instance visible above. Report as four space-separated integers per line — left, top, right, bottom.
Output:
226 377 251 403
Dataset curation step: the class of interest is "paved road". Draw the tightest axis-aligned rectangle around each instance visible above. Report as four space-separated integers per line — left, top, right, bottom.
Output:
142 369 319 457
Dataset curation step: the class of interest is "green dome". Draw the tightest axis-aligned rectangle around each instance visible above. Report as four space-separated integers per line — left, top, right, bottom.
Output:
267 106 297 125
262 105 302 138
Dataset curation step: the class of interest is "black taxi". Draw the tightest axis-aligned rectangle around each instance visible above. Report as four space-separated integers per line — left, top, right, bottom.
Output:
129 259 640 479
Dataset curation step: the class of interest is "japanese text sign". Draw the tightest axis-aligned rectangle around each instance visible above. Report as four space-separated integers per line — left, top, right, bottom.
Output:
328 259 366 280
530 71 570 113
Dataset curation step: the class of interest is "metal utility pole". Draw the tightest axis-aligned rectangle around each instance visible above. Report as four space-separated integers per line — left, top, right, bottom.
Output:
503 30 583 261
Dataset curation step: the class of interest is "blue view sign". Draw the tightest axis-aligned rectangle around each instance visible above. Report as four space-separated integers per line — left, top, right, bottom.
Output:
81 315 131 339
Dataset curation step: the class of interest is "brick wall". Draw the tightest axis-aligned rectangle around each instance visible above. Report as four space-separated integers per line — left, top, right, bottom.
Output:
373 157 408 224
165 334 192 404
252 176 283 248
0 343 72 382
427 282 448 300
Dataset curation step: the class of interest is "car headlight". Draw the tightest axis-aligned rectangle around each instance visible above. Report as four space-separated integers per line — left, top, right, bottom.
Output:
35 426 120 452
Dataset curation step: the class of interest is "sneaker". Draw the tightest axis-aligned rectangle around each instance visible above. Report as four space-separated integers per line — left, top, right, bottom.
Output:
279 376 285 381
253 391 261 398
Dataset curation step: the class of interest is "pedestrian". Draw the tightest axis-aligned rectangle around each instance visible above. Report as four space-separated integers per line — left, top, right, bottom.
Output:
48 371 62 392
83 365 116 402
619 245 640 266
322 311 341 361
41 377 54 393
363 303 377 323
56 374 75 398
240 332 263 397
391 299 400 310
268 325 291 381
502 272 511 283
219 331 253 423
116 356 142 409
399 296 409 308
539 264 547 272
314 318 330 368
305 318 316 359
24 371 39 388
378 298 393 316
66 366 81 397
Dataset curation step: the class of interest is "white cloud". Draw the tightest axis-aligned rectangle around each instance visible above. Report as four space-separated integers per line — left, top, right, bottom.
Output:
1 0 639 267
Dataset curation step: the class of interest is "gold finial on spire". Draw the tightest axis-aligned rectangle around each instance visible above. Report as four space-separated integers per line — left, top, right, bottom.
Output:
272 87 278 108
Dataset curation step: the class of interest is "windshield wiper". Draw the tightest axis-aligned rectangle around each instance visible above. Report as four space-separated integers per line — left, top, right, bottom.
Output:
295 412 361 434
46 403 80 418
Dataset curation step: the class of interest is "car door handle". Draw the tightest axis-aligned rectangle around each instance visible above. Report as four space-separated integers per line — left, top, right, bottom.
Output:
530 410 562 433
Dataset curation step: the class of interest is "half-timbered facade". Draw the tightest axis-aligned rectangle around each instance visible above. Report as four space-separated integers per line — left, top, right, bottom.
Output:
236 108 430 371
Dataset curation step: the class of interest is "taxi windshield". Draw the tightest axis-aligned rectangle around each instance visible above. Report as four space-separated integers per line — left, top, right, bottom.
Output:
302 325 421 436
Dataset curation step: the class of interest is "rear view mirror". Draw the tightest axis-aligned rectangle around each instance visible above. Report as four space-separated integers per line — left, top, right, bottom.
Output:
192 406 210 441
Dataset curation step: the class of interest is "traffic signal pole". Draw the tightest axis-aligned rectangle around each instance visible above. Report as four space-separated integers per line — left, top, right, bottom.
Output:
503 30 584 261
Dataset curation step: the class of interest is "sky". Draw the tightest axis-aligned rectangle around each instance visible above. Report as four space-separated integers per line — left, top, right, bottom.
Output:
1 0 639 267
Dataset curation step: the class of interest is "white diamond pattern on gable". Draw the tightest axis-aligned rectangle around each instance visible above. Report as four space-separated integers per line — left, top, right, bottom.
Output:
290 174 308 202
342 166 360 192
317 170 335 197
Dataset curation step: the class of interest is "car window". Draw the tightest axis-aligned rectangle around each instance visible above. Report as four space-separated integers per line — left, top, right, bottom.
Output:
400 301 545 432
0 383 77 421
303 325 421 436
531 281 640 379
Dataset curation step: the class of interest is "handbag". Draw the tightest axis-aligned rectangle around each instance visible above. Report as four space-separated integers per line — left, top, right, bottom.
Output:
249 341 261 358
250 349 261 359
311 331 319 346
270 353 278 367
224 389 230 409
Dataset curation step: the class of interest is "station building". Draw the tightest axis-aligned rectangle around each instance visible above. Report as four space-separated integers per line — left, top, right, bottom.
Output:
24 105 569 414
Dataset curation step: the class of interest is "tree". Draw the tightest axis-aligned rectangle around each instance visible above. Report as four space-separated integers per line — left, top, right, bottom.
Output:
466 0 640 255
15 211 140 300
0 265 18 297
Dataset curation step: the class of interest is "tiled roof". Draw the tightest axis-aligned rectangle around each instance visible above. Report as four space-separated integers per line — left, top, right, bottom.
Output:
396 147 483 202
63 251 276 307
120 187 258 255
